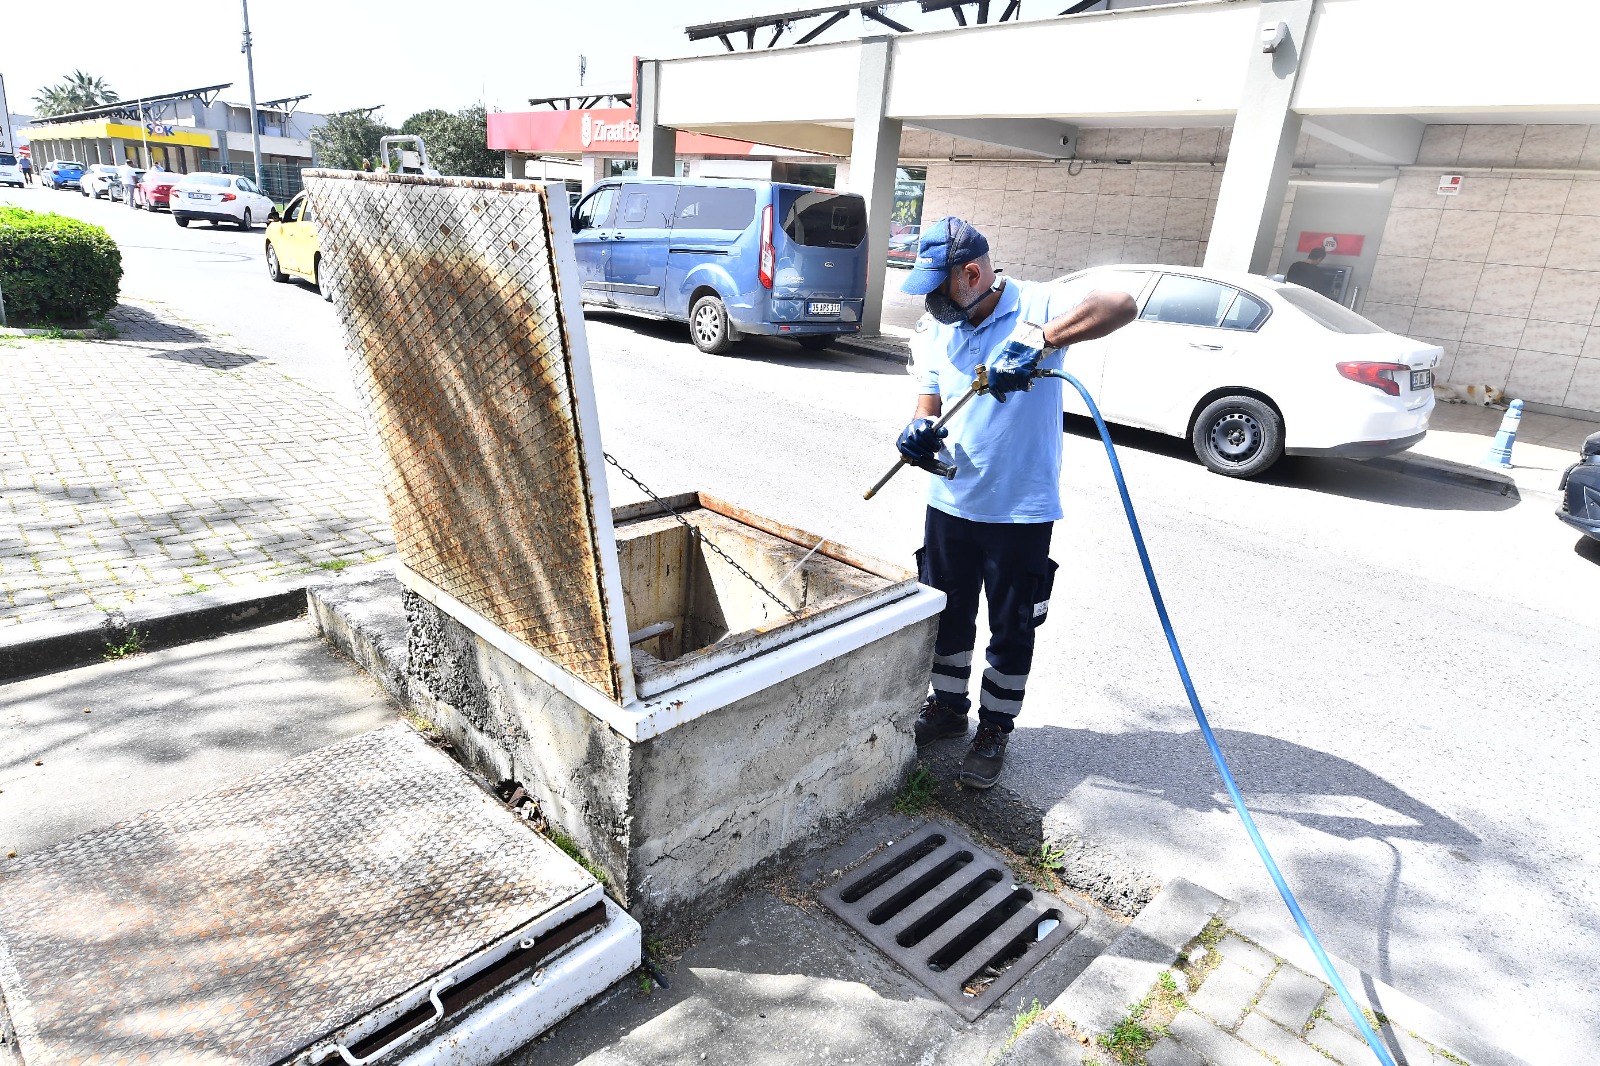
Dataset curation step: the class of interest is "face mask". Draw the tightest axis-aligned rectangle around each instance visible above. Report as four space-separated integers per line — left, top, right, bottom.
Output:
925 275 1001 325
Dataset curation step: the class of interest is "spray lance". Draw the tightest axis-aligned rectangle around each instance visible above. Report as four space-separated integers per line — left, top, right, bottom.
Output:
861 352 1402 1066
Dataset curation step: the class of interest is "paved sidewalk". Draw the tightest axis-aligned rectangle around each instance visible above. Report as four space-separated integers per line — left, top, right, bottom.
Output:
0 302 392 629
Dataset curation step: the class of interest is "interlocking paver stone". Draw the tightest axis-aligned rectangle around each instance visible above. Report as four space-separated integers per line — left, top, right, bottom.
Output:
1170 1010 1263 1066
1238 1014 1333 1066
1145 1037 1206 1066
1215 933 1277 977
1254 964 1327 1031
1190 960 1267 1030
0 303 390 627
1307 1018 1385 1065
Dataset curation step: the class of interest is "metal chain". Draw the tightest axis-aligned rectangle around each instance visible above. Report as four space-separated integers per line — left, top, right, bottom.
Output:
603 454 800 619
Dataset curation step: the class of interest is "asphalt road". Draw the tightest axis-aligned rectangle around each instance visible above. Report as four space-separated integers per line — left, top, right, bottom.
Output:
10 182 1598 1060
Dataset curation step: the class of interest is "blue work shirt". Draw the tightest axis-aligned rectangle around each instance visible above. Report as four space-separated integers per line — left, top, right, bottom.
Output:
911 278 1073 524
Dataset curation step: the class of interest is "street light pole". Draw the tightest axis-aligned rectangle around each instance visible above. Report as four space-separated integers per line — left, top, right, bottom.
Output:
240 0 264 190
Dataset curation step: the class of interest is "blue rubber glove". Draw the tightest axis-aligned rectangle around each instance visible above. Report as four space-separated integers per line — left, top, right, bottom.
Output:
986 321 1051 404
897 417 948 464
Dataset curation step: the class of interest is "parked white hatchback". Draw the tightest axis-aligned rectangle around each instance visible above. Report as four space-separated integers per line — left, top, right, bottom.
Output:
171 173 275 231
1048 265 1440 477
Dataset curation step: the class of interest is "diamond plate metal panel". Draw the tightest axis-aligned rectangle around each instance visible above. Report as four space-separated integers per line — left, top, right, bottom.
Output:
303 170 623 700
820 822 1087 1021
0 725 595 1066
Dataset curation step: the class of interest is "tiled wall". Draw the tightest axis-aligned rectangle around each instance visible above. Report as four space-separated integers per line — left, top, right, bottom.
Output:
1361 131 1600 410
917 159 1225 282
905 122 1600 414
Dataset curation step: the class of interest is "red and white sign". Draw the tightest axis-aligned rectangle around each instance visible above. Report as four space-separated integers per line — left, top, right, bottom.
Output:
1296 231 1365 256
1437 174 1463 196
487 108 769 157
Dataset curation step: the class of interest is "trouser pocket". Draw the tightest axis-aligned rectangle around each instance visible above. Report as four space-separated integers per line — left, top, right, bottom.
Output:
1024 559 1058 630
915 546 928 585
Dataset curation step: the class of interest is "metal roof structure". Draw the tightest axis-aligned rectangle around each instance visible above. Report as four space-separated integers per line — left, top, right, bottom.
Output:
685 2 912 51
26 82 232 126
527 90 633 110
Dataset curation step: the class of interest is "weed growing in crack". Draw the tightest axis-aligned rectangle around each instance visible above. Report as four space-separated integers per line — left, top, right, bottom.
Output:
546 826 607 886
104 628 145 661
999 997 1046 1055
316 558 354 572
894 764 936 816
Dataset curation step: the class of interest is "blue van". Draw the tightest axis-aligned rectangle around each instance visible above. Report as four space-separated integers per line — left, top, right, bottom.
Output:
569 177 868 354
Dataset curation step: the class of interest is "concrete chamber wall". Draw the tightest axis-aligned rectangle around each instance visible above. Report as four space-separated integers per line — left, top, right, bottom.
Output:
401 587 936 925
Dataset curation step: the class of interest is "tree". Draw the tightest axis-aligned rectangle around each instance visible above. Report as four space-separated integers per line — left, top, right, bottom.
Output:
310 112 396 171
33 70 118 117
400 105 502 178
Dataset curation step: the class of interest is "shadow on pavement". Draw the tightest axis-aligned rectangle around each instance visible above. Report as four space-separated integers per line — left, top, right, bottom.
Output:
1063 414 1518 513
109 304 209 343
146 346 262 370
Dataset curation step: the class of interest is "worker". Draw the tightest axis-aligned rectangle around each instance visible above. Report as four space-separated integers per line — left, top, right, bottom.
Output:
896 217 1136 789
117 159 138 210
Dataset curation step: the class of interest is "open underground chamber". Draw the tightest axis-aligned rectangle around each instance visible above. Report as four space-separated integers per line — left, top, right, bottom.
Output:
612 494 921 699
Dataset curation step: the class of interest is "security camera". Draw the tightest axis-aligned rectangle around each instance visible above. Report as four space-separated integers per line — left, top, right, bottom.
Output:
1261 21 1289 52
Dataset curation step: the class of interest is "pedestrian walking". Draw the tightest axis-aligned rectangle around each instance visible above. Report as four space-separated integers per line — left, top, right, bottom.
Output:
19 155 32 185
117 160 138 209
895 218 1136 789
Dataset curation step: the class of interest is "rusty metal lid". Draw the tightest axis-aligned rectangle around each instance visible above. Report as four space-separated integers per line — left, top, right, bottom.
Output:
303 171 634 703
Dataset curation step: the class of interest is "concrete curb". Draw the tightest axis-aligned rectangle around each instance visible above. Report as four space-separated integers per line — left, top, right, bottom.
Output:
1367 453 1526 498
0 562 395 683
0 326 113 340
833 334 911 366
1001 877 1231 1064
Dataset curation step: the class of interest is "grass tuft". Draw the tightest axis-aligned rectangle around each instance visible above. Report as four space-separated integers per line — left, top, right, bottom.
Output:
103 628 144 661
894 764 937 816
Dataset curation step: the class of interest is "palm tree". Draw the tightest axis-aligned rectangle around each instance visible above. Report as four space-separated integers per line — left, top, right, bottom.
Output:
32 71 118 117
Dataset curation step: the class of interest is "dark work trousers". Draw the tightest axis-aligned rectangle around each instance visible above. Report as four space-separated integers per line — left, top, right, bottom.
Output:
917 506 1057 733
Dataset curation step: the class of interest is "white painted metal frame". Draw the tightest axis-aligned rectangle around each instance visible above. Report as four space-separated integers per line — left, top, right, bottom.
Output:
536 179 639 707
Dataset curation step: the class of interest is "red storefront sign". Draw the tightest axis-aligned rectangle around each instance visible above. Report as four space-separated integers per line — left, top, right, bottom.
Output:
487 109 767 156
1296 231 1365 256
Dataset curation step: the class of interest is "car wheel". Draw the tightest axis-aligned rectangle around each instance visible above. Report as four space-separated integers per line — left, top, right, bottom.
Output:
176 216 190 228
797 336 831 352
689 295 733 355
316 256 334 302
266 243 287 283
239 208 252 231
1191 395 1284 478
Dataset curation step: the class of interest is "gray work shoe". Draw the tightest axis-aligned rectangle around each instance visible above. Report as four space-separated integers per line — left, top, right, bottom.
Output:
914 696 969 747
958 723 1009 789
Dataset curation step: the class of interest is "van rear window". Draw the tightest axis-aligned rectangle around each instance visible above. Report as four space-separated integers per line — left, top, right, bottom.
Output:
673 187 756 231
780 191 866 249
0 155 15 166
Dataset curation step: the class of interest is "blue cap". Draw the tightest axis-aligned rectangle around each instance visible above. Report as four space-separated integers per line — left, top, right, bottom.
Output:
900 217 990 295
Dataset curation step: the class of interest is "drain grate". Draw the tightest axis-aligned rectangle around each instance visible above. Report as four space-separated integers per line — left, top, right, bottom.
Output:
820 822 1085 1020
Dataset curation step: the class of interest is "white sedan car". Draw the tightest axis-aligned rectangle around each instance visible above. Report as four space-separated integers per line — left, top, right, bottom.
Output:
80 164 120 199
1049 265 1440 478
171 173 276 231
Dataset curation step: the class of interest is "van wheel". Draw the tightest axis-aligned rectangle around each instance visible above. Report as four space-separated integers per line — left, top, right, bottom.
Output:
689 295 733 354
797 336 831 352
176 217 190 228
1191 395 1283 478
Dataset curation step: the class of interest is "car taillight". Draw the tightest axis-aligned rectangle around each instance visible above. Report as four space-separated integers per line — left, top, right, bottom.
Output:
221 192 236 202
1336 361 1409 396
758 204 774 289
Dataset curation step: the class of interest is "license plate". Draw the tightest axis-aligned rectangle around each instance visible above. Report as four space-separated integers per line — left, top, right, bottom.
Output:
1411 369 1432 391
191 192 211 200
808 301 841 316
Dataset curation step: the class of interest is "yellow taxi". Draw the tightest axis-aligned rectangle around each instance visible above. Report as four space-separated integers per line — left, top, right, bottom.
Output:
264 190 330 300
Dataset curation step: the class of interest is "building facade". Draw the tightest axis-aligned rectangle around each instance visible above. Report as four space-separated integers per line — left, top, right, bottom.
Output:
23 87 326 177
632 0 1600 418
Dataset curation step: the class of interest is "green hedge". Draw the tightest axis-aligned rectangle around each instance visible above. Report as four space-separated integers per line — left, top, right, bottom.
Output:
0 206 122 327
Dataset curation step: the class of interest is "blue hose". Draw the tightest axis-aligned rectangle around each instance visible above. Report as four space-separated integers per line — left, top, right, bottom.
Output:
1037 370 1397 1066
